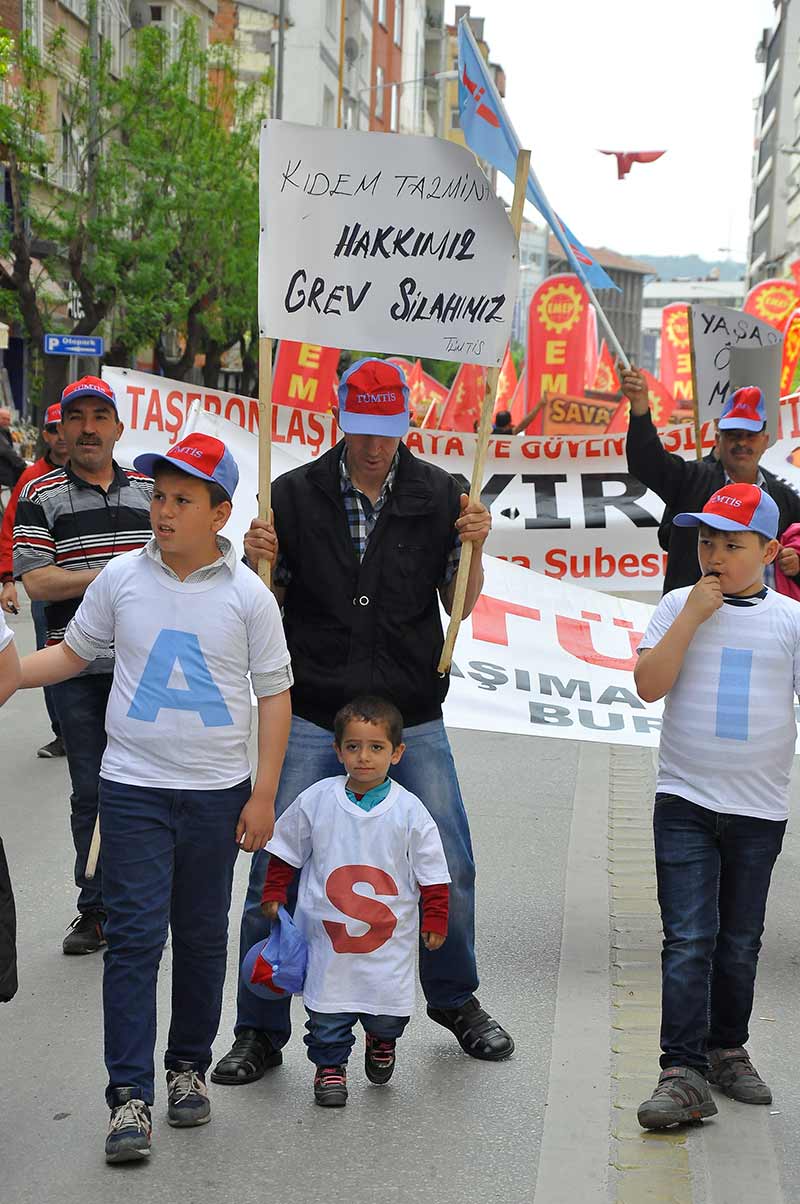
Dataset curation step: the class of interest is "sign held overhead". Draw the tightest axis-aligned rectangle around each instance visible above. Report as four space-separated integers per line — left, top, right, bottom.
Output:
258 120 519 366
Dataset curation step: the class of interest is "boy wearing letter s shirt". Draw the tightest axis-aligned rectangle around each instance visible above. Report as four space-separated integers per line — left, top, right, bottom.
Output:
260 696 450 1107
635 483 800 1130
19 434 292 1162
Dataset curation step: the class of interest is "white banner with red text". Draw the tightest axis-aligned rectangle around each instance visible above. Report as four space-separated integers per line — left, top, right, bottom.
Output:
104 367 800 593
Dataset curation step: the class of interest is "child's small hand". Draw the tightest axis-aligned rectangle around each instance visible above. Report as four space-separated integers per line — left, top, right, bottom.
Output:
261 899 280 921
422 931 445 951
684 573 723 625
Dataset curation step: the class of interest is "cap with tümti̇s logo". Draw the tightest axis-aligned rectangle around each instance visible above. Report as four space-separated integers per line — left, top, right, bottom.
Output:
337 357 410 437
672 483 779 540
718 386 767 432
43 404 62 428
60 376 119 415
133 432 239 501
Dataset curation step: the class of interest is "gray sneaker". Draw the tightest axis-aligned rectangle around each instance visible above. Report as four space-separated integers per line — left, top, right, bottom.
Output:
166 1063 211 1127
707 1047 772 1104
638 1066 718 1130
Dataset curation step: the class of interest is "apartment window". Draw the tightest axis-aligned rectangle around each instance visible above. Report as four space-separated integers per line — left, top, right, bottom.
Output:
378 0 387 27
375 65 385 119
393 0 402 46
101 2 122 76
23 0 43 50
450 106 460 130
322 86 335 128
61 0 87 20
60 110 81 192
390 82 398 130
326 0 338 35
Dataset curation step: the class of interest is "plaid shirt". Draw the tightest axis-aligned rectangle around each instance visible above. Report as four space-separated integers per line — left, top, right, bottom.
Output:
274 448 461 587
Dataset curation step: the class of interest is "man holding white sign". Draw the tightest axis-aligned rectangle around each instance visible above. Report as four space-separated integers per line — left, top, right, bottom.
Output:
212 359 514 1085
623 368 800 593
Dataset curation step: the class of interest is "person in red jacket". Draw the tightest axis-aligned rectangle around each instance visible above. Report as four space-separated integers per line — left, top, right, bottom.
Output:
0 404 68 756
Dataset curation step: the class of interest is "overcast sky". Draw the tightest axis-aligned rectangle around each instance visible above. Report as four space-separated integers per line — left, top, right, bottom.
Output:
446 0 777 263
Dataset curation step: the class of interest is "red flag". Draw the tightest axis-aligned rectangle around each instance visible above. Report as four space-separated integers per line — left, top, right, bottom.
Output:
526 274 590 416
660 304 693 404
273 341 340 412
438 364 487 431
584 305 598 390
592 339 620 393
743 278 800 332
605 369 675 433
598 150 666 180
781 308 800 394
405 359 425 422
493 345 518 416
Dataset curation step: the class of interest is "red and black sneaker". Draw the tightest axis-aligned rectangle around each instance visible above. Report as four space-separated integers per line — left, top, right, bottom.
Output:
313 1065 348 1108
365 1035 396 1085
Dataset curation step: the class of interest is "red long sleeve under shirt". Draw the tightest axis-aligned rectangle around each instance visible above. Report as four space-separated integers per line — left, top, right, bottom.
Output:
262 855 449 937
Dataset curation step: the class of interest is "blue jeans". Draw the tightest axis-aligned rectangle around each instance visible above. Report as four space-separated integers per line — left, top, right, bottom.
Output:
51 673 112 914
654 794 785 1072
304 1009 409 1066
235 716 478 1046
100 776 249 1106
30 601 60 738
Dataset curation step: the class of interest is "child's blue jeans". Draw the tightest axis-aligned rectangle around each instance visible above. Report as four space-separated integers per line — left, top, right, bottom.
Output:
304 1009 409 1066
654 793 785 1072
99 776 250 1106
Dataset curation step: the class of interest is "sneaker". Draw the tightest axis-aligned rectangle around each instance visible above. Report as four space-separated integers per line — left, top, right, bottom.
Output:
62 910 106 955
166 1062 211 1127
105 1089 152 1163
707 1047 772 1104
365 1035 396 1085
313 1065 348 1108
637 1066 718 1130
37 736 65 758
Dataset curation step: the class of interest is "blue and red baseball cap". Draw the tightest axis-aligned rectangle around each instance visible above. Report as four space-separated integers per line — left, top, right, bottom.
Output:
241 907 308 998
60 375 119 415
133 432 239 501
718 386 767 432
337 357 409 437
43 403 62 429
673 483 779 540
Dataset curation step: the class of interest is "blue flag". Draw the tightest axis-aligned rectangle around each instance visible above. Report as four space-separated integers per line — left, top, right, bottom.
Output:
457 19 619 293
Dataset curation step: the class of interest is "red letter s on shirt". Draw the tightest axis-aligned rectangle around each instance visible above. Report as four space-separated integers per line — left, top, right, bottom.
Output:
323 865 398 953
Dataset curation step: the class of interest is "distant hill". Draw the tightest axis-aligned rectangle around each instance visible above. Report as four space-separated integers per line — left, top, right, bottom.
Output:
631 254 746 282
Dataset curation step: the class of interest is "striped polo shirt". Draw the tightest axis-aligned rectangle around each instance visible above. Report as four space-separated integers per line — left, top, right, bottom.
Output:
13 462 152 672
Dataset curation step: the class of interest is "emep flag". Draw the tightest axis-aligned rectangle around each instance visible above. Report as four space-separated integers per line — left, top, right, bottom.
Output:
272 340 339 412
660 304 693 404
527 274 590 412
743 278 799 332
259 120 519 366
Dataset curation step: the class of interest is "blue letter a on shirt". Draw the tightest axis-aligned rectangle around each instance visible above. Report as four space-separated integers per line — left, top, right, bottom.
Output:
128 629 234 727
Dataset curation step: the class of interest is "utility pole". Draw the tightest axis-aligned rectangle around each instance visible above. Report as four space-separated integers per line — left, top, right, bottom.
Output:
87 0 100 248
275 0 286 119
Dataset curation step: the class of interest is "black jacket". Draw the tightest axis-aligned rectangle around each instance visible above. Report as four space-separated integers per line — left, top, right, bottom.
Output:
0 433 25 489
627 410 800 594
273 440 462 730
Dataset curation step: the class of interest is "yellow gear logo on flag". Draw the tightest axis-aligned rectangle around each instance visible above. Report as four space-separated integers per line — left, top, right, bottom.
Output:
753 283 797 329
537 282 584 334
664 307 689 349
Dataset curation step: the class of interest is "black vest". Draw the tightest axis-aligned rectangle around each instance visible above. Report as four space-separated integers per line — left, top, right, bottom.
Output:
273 441 462 731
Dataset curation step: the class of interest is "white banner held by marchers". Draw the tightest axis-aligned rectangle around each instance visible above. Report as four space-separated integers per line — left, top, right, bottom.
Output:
258 120 519 366
690 304 782 423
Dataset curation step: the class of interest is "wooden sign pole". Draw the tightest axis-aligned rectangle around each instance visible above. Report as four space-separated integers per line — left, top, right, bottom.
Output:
258 335 273 586
437 147 531 675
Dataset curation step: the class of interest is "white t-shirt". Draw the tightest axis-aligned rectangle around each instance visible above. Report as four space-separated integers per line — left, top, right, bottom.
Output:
0 613 13 652
266 776 451 1017
64 547 290 789
639 586 800 820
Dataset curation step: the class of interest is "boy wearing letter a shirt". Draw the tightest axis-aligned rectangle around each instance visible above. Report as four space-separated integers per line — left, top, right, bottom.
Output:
635 483 800 1130
261 696 450 1107
19 434 292 1161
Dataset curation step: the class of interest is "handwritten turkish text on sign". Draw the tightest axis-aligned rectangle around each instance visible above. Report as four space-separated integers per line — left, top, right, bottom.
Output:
690 304 782 423
258 120 519 366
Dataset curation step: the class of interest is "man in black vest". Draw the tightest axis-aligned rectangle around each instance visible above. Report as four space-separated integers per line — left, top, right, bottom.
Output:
212 358 514 1085
623 368 800 594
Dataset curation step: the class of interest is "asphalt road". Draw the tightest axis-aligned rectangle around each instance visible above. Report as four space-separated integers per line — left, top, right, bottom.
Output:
2 598 800 1204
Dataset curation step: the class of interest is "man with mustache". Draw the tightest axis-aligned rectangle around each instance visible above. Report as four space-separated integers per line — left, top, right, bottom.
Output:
622 369 800 593
12 378 152 954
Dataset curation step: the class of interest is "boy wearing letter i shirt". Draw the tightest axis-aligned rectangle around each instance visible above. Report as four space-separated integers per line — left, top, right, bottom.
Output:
635 483 800 1130
19 434 292 1162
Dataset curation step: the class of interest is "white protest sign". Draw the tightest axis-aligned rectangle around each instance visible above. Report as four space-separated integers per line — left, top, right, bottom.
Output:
689 304 782 422
258 120 519 366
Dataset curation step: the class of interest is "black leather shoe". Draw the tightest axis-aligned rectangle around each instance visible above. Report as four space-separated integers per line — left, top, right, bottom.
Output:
427 996 515 1061
62 911 106 955
210 1029 283 1085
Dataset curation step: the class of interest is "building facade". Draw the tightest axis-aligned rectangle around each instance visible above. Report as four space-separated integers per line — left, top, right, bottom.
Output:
747 0 800 284
278 0 372 129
